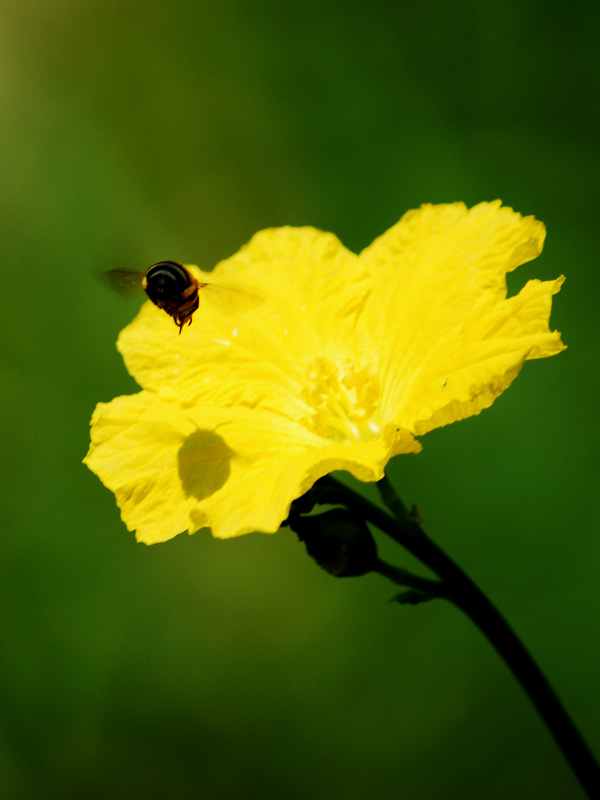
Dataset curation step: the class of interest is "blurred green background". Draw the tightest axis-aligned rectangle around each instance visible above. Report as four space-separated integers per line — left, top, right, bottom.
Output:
1 1 598 798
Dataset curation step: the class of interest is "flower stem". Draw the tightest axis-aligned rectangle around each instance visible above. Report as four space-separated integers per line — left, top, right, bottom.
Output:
372 558 446 602
323 475 600 799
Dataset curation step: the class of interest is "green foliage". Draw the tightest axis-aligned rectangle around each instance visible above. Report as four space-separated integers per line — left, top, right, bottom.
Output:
1 1 598 797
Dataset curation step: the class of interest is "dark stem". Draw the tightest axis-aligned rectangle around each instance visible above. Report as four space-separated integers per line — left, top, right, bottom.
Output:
322 476 600 799
372 558 447 601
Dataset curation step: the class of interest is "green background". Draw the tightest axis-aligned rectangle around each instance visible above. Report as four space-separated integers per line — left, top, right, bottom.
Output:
1 1 598 798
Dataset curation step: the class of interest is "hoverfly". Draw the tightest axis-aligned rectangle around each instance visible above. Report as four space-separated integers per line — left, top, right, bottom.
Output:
107 260 259 333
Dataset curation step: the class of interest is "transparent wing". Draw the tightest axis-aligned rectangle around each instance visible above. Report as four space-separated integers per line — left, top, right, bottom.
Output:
105 268 145 297
199 281 264 315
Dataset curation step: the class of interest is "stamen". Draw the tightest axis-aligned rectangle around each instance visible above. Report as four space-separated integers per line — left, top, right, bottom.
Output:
301 358 380 441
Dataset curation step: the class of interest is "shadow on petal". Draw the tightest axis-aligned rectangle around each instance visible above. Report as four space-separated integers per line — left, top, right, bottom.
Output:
178 429 235 501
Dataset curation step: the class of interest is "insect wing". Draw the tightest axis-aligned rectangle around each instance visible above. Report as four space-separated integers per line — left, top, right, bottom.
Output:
105 268 146 297
199 281 264 315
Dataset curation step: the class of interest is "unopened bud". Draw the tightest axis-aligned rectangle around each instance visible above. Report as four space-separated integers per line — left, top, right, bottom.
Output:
290 508 378 577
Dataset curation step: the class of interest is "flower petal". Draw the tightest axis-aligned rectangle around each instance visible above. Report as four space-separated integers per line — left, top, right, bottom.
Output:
355 201 565 432
85 391 420 543
406 276 565 434
85 392 204 542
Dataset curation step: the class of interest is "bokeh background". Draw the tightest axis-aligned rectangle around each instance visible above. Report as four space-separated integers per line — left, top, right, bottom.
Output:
1 1 599 798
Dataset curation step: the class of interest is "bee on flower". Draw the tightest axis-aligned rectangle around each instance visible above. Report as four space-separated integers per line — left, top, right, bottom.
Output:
106 260 261 333
85 202 564 543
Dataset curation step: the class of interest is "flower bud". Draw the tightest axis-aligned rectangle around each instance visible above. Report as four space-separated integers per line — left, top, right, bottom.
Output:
290 508 378 577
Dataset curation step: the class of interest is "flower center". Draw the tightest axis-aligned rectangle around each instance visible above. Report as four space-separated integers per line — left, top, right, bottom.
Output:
301 357 381 441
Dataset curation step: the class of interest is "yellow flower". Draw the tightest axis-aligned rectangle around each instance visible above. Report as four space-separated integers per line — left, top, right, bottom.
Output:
85 201 565 543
